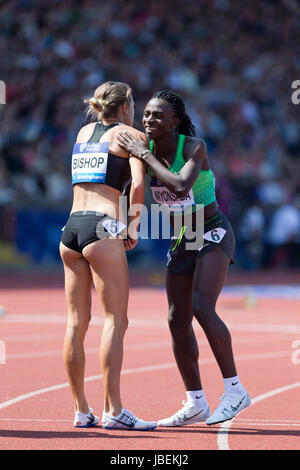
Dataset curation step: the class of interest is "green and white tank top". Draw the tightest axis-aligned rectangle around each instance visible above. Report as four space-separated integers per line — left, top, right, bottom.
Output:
148 134 216 212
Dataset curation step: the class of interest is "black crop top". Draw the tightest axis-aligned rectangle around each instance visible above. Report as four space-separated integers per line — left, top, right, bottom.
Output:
71 122 131 193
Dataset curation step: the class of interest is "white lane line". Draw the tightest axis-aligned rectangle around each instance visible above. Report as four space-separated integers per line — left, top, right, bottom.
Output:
4 347 292 362
2 332 274 345
227 322 300 334
5 341 172 360
0 362 175 411
235 418 300 424
0 418 71 422
5 337 284 361
217 381 300 450
2 417 300 425
2 314 300 334
1 314 165 328
2 334 64 342
233 422 300 427
0 350 294 412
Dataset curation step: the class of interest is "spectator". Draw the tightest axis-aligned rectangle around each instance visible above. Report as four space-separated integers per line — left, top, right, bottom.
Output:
265 197 300 268
0 0 299 267
237 199 265 270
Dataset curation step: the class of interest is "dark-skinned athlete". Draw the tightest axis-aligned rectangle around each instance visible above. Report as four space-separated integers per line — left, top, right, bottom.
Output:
117 89 251 426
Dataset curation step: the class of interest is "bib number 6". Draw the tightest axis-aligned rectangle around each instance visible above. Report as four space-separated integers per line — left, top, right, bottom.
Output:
203 227 227 244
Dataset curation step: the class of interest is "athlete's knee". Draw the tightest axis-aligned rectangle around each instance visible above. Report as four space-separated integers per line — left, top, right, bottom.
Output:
66 314 91 338
192 295 216 327
168 306 192 340
104 313 128 337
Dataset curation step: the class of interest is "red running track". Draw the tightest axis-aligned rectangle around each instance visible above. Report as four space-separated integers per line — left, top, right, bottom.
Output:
0 282 300 451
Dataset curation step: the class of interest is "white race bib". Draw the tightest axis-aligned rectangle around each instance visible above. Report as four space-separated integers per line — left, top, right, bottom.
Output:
101 219 127 237
72 142 109 184
203 228 227 243
150 178 194 212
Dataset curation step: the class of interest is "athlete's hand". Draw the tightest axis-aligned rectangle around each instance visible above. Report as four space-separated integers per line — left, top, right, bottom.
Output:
123 238 138 251
117 131 149 159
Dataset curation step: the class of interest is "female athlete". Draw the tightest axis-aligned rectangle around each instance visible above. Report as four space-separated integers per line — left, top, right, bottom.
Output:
117 89 251 426
60 81 156 430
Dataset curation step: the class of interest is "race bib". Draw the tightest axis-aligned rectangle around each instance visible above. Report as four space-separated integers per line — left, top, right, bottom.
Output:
101 219 127 237
72 142 109 184
150 178 194 212
203 228 227 243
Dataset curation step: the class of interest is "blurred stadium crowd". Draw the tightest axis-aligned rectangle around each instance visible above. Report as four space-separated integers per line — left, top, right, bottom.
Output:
0 0 299 269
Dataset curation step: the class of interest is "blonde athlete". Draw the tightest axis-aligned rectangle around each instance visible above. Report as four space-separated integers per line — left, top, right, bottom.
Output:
60 81 156 431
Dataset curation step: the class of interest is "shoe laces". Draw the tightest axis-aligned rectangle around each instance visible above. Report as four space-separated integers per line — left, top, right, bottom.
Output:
174 401 194 418
218 392 242 413
121 409 138 426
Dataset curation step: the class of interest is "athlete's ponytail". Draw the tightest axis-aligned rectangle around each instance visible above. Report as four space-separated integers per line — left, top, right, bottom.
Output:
152 90 196 137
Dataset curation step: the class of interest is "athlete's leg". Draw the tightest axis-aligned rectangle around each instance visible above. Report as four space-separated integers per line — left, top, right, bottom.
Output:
60 242 93 414
166 273 202 390
192 246 237 378
83 238 129 417
157 273 211 427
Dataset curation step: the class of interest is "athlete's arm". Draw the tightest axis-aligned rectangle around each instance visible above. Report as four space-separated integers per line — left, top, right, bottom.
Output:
142 143 203 197
127 155 146 245
117 130 205 197
114 128 147 248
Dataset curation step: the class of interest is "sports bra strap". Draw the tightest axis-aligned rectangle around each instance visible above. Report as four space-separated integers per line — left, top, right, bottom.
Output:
176 134 185 158
88 122 121 143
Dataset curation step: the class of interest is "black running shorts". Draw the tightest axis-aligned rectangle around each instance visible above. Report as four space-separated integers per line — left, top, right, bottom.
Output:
61 211 127 253
167 211 236 277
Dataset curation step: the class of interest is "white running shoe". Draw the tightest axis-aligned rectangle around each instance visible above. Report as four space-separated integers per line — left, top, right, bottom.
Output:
206 391 251 425
158 401 211 427
102 408 157 431
74 407 99 428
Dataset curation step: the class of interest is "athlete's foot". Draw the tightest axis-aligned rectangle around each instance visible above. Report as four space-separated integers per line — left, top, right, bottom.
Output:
74 406 99 428
206 391 251 425
102 408 157 430
158 401 210 427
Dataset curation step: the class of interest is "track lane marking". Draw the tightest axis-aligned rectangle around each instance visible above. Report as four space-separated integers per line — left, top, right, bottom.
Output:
0 351 295 411
217 381 300 450
2 314 300 334
5 342 172 360
1 417 300 425
5 338 286 361
0 363 175 411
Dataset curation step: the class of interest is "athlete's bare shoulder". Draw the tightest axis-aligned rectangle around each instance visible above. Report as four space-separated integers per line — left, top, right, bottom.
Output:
114 124 146 139
111 124 147 146
185 135 206 148
184 135 207 162
76 122 97 143
106 124 146 157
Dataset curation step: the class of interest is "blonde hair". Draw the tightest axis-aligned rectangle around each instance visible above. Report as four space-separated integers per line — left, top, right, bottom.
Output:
84 81 132 121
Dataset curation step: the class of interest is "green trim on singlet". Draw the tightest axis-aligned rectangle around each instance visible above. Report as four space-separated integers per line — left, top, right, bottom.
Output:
171 225 187 251
148 135 216 208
